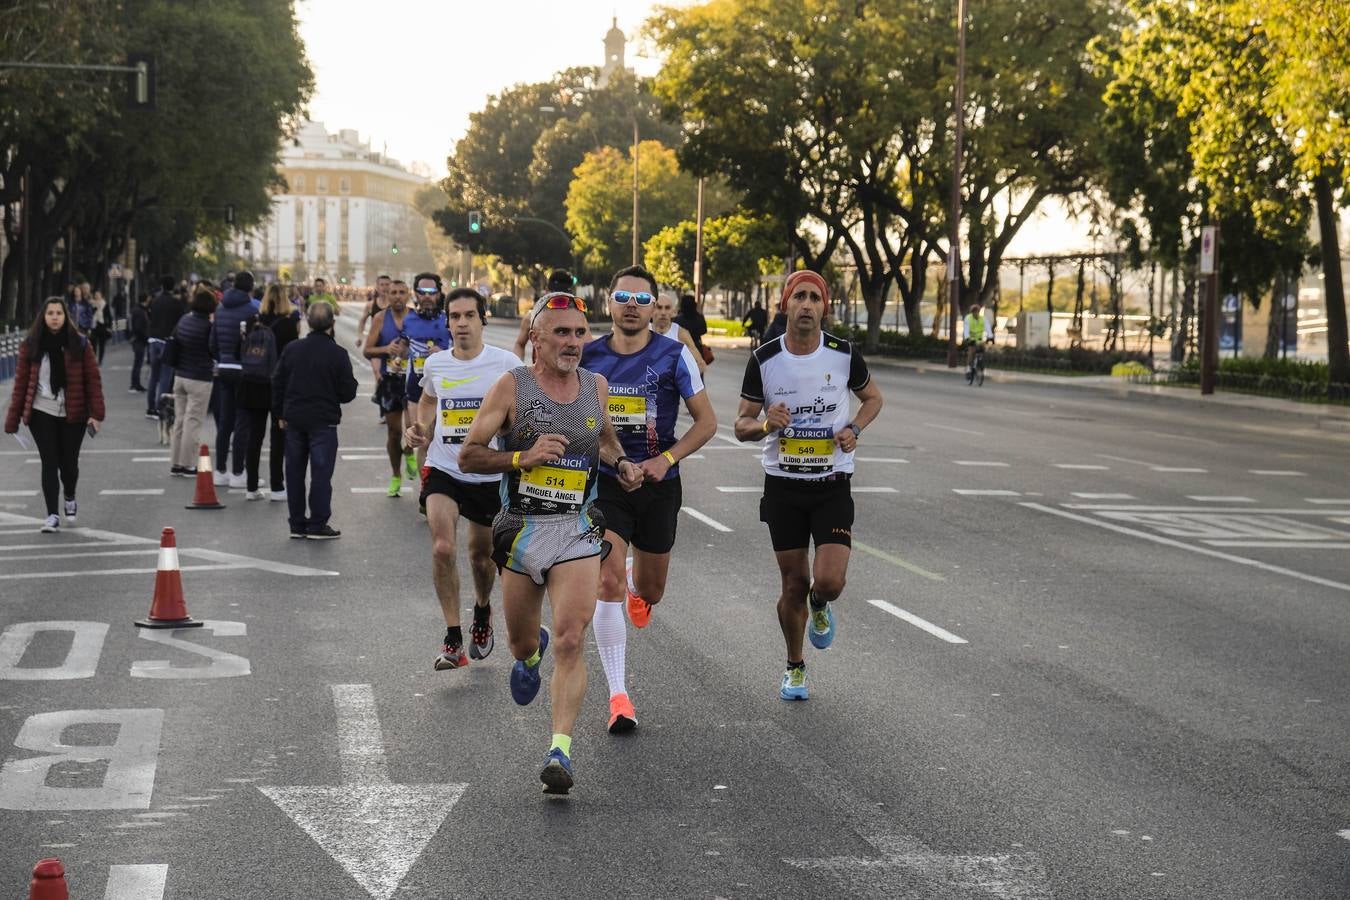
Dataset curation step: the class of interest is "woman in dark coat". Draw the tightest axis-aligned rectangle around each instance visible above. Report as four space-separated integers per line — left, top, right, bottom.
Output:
244 283 300 500
4 297 106 532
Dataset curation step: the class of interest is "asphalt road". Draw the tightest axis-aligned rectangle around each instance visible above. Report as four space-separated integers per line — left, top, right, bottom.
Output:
1 315 1347 899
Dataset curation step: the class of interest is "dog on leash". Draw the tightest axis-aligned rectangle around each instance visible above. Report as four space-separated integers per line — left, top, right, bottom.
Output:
157 393 175 445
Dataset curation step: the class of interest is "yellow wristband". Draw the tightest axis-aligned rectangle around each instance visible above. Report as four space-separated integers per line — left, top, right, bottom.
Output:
662 450 677 465
761 419 770 434
511 451 521 471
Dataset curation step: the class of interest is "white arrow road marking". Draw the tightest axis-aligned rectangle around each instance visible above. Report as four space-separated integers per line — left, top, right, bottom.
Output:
258 684 467 900
764 720 1047 897
104 864 167 900
680 506 732 532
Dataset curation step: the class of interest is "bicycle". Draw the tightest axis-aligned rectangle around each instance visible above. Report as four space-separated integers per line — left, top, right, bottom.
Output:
965 341 989 387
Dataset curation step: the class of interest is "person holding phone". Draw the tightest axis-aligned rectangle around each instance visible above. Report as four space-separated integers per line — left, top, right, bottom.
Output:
4 297 106 533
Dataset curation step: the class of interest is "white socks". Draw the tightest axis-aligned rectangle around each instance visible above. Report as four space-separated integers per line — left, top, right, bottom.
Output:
592 599 628 697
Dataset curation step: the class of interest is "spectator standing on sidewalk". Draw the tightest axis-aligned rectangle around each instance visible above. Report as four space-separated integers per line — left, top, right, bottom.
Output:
128 293 150 392
167 287 217 477
257 283 300 502
146 276 184 419
89 290 113 364
272 302 358 539
4 297 106 533
209 270 258 487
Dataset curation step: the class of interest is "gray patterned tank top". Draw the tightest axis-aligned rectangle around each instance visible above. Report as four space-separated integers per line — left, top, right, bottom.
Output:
500 365 602 518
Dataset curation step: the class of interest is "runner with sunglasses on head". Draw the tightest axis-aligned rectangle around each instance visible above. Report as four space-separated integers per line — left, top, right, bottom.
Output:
405 288 522 671
461 292 643 795
363 279 418 496
580 265 716 734
513 269 577 364
734 270 884 701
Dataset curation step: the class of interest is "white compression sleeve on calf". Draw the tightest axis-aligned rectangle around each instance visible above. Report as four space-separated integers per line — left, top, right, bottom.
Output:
592 599 628 697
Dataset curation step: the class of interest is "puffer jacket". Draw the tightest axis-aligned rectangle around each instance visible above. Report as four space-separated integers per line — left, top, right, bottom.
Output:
4 336 106 432
172 312 215 382
209 287 258 372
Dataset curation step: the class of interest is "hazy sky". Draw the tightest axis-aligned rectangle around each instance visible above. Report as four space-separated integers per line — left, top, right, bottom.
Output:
295 0 670 176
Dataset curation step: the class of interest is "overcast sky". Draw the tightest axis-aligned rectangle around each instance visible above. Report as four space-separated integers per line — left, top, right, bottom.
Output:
295 0 670 176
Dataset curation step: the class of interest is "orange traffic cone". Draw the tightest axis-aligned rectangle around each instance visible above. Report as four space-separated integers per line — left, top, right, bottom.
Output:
186 443 225 510
135 527 203 629
29 858 68 900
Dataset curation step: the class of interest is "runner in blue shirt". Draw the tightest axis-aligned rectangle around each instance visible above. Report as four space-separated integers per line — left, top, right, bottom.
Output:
403 273 451 482
579 264 717 734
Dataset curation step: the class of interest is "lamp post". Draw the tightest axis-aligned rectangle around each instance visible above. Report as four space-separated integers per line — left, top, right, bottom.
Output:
631 112 640 266
946 0 968 368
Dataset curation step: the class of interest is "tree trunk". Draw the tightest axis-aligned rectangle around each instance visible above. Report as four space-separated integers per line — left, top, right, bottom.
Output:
1173 267 1195 363
1264 272 1282 359
1314 172 1349 384
862 277 888 353
903 258 927 336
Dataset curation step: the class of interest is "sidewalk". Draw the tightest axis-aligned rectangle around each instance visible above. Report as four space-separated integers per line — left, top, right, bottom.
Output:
702 333 1350 433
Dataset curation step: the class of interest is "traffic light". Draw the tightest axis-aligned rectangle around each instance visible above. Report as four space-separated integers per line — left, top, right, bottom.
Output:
127 52 156 109
468 211 482 235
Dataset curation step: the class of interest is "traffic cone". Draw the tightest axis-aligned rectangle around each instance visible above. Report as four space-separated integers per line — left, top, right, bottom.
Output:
135 527 203 629
186 443 225 510
29 858 68 900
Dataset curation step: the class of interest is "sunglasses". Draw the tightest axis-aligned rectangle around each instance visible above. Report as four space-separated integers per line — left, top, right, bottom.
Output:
414 287 439 295
612 290 654 306
540 293 588 313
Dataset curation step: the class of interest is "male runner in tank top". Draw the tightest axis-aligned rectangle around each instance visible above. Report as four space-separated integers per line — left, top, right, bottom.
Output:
405 288 522 670
735 270 884 701
461 293 643 794
403 273 451 477
650 293 706 375
580 265 716 734
363 280 418 496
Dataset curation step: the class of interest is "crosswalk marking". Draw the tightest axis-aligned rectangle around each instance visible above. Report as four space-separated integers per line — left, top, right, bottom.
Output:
100 489 166 496
1054 464 1109 470
1249 469 1306 476
952 489 1020 496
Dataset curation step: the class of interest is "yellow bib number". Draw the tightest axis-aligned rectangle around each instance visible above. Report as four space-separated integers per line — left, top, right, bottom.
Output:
778 427 834 474
608 394 647 431
520 461 588 510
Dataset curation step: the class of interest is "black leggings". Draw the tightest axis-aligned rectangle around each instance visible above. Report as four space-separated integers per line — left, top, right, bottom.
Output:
243 407 285 492
28 409 86 515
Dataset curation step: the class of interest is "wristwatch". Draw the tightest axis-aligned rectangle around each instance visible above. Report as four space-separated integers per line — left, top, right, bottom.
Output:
616 455 635 468
846 423 862 439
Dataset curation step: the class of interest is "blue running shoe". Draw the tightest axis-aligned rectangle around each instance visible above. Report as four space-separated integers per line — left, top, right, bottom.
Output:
509 626 550 705
779 665 808 701
808 600 836 650
540 747 574 795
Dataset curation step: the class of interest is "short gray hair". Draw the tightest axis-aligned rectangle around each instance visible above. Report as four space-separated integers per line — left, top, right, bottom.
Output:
307 301 335 332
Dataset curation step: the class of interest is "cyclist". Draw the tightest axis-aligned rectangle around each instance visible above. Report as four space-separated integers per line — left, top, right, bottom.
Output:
963 301 994 381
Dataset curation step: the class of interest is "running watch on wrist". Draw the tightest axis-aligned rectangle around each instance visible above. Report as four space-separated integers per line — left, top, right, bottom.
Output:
616 455 634 468
846 423 862 439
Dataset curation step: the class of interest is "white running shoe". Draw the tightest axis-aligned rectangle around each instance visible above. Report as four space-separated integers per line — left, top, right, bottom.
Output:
245 490 263 501
228 472 247 489
213 470 229 486
40 515 59 533
270 490 287 502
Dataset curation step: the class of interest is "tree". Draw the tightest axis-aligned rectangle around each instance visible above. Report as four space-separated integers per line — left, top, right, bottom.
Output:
565 140 698 278
704 211 781 296
643 221 697 291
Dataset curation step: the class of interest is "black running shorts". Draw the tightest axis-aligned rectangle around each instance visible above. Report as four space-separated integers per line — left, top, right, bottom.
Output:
595 473 682 554
376 372 408 413
759 474 854 552
421 467 502 528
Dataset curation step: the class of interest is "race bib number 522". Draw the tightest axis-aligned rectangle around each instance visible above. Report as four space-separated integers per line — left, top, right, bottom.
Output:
439 398 481 444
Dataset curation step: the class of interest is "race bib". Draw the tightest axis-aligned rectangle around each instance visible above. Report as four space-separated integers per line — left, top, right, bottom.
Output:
607 389 648 433
519 455 590 512
439 398 481 444
412 355 427 373
778 426 834 475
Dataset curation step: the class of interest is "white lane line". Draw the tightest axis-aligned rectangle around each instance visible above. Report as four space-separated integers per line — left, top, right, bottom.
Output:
1151 466 1208 473
23 458 39 463
0 490 38 497
855 457 909 463
713 432 744 447
104 864 168 900
1073 492 1136 500
852 540 946 582
0 564 245 580
1338 829 1350 843
180 548 339 577
925 422 985 436
1249 469 1306 476
0 541 145 552
953 460 1009 467
341 455 389 461
853 487 899 493
680 506 732 532
333 683 391 783
683 454 706 460
1 549 158 561
1308 499 1350 505
1022 503 1350 594
868 599 968 644
952 489 1021 496
351 487 410 494
1054 464 1109 470
717 487 759 493
100 489 166 496
1203 541 1350 549
703 444 757 451
132 457 171 463
1062 505 1350 515
1187 496 1255 503
1097 453 1155 466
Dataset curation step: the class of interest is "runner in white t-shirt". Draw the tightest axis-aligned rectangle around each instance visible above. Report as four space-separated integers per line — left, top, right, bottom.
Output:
651 293 707 375
406 288 523 671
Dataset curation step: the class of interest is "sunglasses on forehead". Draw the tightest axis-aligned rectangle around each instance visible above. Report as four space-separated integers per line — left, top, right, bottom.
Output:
611 290 654 306
539 293 587 313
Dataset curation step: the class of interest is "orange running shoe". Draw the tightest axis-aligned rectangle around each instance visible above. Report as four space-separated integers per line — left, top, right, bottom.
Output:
625 558 652 628
608 692 637 734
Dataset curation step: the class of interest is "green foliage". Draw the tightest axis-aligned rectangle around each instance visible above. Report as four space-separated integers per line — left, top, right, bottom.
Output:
1179 355 1331 385
643 220 697 291
566 140 697 278
704 211 781 293
704 316 745 337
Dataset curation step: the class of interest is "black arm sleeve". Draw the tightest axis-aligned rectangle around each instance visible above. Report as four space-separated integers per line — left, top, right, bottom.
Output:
848 346 871 391
740 354 764 402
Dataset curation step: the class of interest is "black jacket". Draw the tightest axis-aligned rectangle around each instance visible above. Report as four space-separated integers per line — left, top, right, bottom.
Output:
272 330 357 429
172 312 215 382
148 290 184 339
129 305 149 342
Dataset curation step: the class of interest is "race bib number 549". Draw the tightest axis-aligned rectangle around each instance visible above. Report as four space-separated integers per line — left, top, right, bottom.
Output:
778 427 834 474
